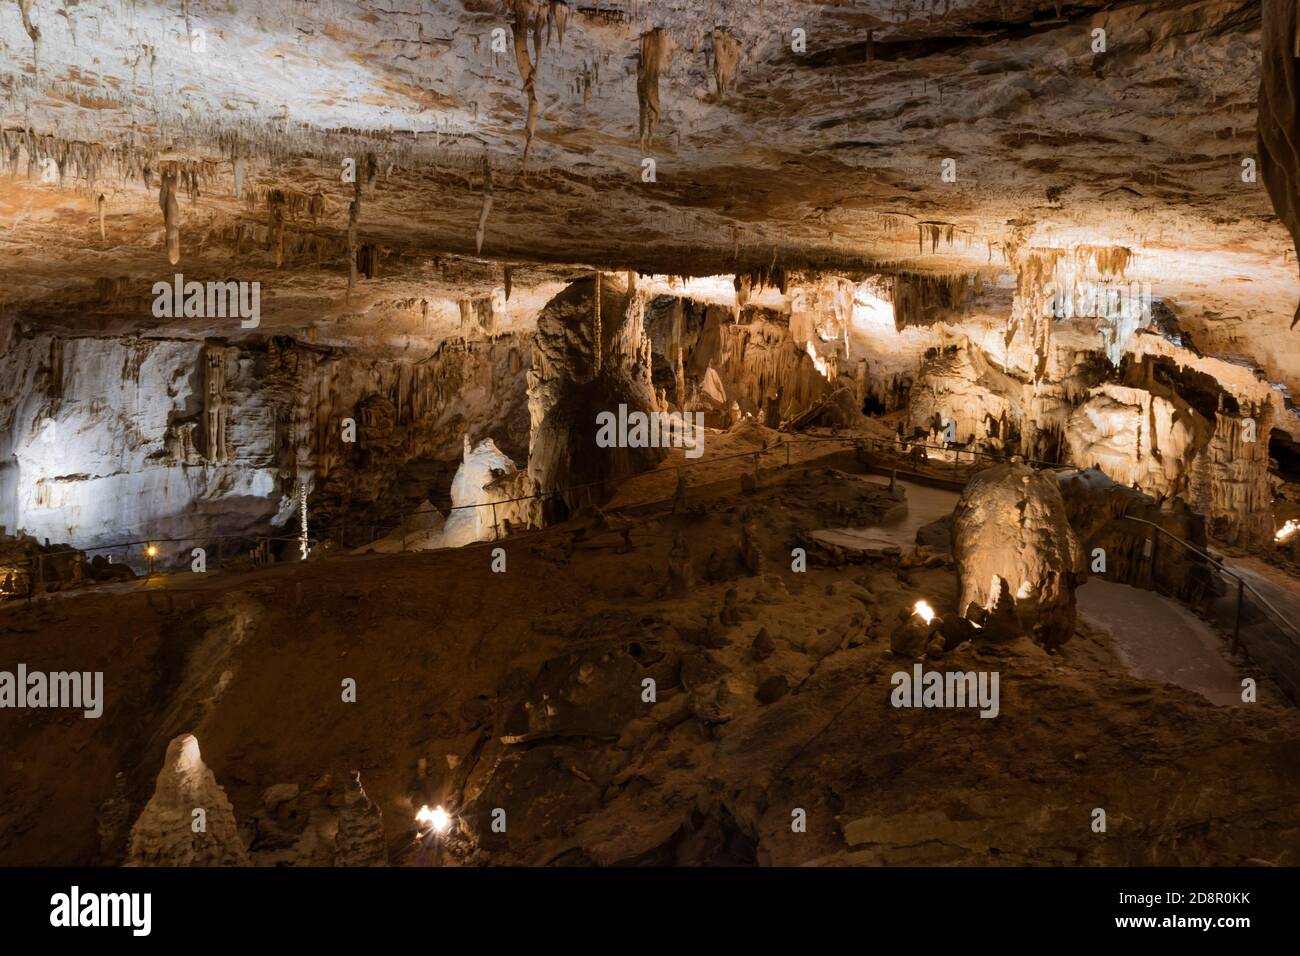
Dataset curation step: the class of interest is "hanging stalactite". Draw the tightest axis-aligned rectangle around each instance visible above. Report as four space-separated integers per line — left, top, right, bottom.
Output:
476 159 493 255
159 167 180 265
637 28 674 149
510 0 547 168
710 29 740 99
16 0 41 69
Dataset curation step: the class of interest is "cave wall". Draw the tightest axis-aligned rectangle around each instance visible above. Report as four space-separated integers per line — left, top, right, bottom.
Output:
1259 0 1300 329
896 316 1281 548
0 327 530 559
0 333 287 553
643 294 835 426
527 275 663 513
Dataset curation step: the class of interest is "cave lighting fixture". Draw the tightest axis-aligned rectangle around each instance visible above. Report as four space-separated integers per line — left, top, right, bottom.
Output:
415 804 452 836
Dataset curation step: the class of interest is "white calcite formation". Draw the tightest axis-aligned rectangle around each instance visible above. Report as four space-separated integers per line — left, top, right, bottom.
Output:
0 328 529 563
439 436 533 548
126 734 249 867
0 334 285 553
952 464 1084 647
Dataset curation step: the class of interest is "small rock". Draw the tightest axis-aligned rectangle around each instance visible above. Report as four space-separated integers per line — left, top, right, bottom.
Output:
262 783 300 811
755 675 789 705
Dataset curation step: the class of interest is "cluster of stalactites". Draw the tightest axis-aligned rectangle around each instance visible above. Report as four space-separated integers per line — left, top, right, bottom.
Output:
891 272 974 331
1008 244 1137 380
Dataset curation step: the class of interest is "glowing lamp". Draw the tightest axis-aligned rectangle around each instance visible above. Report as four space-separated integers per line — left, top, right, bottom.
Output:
416 804 452 835
1277 519 1298 543
146 545 158 557
913 600 936 625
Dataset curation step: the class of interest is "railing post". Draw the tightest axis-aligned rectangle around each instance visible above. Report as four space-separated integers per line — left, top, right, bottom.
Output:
1233 578 1244 655
1150 532 1158 590
492 501 500 541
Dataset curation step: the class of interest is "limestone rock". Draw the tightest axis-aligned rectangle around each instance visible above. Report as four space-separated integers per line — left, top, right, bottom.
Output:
126 734 249 866
952 464 1083 646
334 771 387 867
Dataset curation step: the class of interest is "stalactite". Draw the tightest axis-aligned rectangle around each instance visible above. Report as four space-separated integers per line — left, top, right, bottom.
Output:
711 29 740 98
510 0 546 167
476 161 493 255
159 167 180 265
593 272 603 375
16 0 40 68
637 28 673 149
347 178 360 300
267 191 286 267
552 1 569 47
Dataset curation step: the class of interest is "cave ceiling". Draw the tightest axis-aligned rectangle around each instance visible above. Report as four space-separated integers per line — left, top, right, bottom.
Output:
0 0 1294 382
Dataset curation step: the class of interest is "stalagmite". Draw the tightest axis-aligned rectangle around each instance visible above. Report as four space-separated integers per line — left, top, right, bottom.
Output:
126 734 249 866
298 481 309 560
952 464 1083 646
96 193 105 241
637 28 674 149
335 772 387 866
203 344 229 462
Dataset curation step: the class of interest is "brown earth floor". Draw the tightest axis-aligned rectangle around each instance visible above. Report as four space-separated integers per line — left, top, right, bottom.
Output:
3 432 1300 866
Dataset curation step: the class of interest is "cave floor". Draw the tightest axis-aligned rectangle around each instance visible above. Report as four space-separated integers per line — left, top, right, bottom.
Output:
4 432 1300 866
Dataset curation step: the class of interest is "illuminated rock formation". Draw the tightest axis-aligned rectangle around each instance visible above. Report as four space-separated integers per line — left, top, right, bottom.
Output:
439 436 534 548
952 464 1083 646
126 734 249 867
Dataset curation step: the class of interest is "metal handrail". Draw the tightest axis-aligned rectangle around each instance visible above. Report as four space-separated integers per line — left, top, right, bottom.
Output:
0 428 1122 601
1121 512 1300 646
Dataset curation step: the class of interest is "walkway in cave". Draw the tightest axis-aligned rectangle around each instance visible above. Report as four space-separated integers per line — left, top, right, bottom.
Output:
809 477 957 553
1221 555 1300 630
1077 580 1242 707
